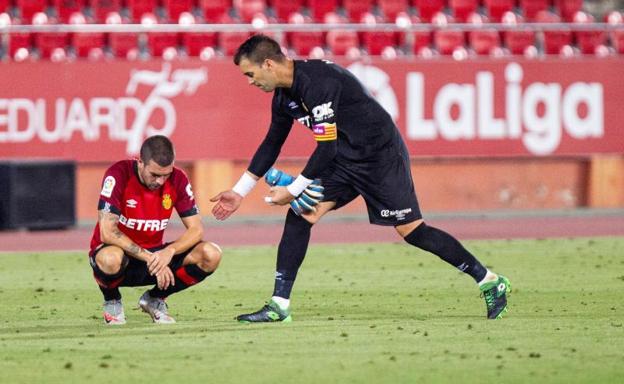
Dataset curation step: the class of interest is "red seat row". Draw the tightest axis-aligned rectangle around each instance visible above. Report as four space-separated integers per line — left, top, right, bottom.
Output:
0 0 593 24
7 25 624 61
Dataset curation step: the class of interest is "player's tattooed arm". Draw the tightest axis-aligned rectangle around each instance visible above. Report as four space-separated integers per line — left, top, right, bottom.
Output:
98 210 152 262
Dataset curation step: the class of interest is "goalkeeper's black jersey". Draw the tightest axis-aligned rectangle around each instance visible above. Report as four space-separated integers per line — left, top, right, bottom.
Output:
248 59 403 180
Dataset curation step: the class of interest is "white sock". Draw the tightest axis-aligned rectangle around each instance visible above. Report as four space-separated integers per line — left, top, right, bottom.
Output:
478 270 498 286
271 296 290 310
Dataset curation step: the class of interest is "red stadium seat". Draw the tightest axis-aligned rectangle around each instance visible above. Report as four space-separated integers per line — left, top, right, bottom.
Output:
182 33 218 56
73 32 106 58
53 0 85 23
414 0 445 22
575 29 607 55
0 0 9 13
504 29 536 54
272 0 303 22
178 13 218 56
450 0 478 22
434 29 465 55
148 33 179 57
199 0 231 22
343 0 373 22
519 0 549 21
362 30 397 55
555 0 583 22
470 28 501 55
109 33 139 58
286 12 324 56
359 13 397 55
90 0 122 23
393 14 433 54
412 30 433 54
35 32 70 59
326 31 359 56
612 31 624 54
8 33 32 58
139 13 178 57
606 11 624 54
308 0 337 22
289 31 324 56
16 0 47 23
537 11 572 55
234 0 267 23
572 12 606 55
483 0 515 22
163 0 193 22
127 0 157 22
219 31 251 55
378 0 408 21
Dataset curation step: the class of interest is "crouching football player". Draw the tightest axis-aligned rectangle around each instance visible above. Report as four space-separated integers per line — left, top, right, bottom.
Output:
89 135 222 325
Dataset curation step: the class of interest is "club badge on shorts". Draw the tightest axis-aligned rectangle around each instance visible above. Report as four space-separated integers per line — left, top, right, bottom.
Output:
162 194 172 210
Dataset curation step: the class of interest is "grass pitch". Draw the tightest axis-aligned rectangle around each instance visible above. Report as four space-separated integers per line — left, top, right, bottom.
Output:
1 237 623 384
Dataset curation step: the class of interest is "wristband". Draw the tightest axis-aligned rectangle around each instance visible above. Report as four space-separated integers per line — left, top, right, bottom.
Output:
286 174 313 197
232 172 257 197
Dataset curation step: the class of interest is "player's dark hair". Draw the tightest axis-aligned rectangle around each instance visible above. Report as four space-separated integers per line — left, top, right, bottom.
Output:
140 135 175 166
234 35 285 66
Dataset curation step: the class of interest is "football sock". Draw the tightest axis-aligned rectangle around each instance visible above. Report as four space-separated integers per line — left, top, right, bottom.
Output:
478 271 498 286
273 209 313 299
149 264 212 298
271 296 290 310
404 223 488 283
92 262 125 301
99 286 122 301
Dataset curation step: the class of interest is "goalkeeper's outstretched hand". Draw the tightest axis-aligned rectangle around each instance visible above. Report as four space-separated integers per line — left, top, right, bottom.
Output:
264 168 324 216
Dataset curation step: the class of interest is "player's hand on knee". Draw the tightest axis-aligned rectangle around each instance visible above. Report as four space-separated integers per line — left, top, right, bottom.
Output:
156 267 175 290
148 248 174 276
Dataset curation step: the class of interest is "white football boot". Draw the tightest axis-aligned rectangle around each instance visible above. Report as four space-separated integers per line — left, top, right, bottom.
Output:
138 291 176 324
103 299 126 325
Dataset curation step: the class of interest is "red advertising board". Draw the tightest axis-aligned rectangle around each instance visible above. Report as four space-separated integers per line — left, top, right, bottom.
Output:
1 58 623 161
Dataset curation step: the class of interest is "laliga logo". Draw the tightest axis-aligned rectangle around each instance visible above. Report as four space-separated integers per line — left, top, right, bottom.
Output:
0 63 207 155
406 63 604 156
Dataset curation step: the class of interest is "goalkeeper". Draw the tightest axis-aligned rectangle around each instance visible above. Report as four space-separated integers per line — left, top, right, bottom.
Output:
210 35 511 322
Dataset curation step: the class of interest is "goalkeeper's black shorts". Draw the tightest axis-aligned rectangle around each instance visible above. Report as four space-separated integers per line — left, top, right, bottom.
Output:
320 139 422 226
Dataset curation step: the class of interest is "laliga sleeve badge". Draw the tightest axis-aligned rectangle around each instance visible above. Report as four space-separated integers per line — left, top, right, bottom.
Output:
101 176 116 198
162 194 172 210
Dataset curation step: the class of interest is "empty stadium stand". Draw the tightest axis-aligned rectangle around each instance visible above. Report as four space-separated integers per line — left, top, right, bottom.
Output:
0 0 621 59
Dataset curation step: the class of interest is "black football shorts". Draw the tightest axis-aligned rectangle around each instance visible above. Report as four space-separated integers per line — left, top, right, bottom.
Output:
319 140 422 226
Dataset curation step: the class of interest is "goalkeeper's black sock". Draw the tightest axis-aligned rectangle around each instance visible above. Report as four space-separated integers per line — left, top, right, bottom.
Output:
273 209 313 299
149 264 213 298
404 223 487 282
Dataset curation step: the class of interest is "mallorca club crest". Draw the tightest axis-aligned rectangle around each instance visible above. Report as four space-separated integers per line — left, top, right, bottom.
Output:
162 194 172 210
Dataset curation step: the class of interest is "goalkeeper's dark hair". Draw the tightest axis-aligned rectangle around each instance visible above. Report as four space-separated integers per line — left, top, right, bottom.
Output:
234 35 286 66
140 135 175 167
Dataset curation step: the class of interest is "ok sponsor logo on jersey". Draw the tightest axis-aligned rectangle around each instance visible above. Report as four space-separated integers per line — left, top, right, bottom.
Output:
119 215 169 231
312 102 334 122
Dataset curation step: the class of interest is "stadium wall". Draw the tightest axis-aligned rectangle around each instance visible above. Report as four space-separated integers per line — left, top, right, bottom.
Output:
1 58 623 221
